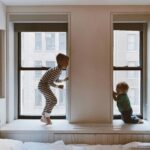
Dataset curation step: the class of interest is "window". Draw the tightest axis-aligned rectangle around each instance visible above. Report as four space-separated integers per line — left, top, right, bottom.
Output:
35 89 42 107
16 23 68 119
59 32 66 52
46 61 55 68
0 31 5 97
35 32 42 50
45 32 55 50
128 88 138 106
127 71 138 79
59 71 66 106
34 61 42 80
127 34 137 51
127 61 137 67
113 23 146 118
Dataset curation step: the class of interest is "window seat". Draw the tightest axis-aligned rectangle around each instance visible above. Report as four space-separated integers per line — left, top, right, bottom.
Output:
0 119 150 133
0 120 150 144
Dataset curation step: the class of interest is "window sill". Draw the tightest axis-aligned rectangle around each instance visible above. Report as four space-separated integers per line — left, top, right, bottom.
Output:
0 119 150 134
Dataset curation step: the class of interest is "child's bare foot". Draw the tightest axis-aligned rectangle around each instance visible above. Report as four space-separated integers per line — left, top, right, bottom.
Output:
46 117 52 125
41 115 47 123
138 119 143 124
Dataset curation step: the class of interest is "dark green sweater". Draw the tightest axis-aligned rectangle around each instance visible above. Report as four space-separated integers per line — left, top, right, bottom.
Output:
116 93 132 113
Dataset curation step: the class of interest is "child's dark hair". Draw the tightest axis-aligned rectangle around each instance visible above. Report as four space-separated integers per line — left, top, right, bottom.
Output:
56 53 69 63
116 82 129 93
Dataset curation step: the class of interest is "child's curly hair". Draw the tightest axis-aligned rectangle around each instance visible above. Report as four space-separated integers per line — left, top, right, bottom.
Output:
116 82 129 93
56 53 69 64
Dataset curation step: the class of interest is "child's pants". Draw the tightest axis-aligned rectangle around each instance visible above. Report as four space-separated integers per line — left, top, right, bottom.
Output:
38 83 57 117
121 109 139 124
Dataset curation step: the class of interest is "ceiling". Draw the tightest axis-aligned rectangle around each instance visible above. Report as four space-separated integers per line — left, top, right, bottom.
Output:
1 0 150 6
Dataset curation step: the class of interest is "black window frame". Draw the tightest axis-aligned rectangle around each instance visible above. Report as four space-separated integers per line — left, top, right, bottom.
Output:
16 23 68 119
113 23 146 119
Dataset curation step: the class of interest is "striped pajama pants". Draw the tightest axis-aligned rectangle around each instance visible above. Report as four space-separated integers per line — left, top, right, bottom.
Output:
38 83 57 116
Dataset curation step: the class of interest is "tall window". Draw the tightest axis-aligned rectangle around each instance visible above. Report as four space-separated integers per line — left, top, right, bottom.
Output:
113 23 146 118
16 23 68 118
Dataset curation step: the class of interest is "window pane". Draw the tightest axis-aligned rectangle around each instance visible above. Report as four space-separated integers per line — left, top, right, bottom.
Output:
113 31 140 67
20 31 67 117
34 61 42 80
35 89 42 106
21 32 67 67
113 71 141 115
20 71 67 116
34 32 42 50
45 32 55 50
46 61 55 68
34 61 42 67
59 32 66 52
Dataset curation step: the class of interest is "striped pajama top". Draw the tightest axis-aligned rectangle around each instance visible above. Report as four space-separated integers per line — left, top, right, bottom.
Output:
38 66 62 88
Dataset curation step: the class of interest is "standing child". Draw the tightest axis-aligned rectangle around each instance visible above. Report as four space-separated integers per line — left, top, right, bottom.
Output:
38 53 69 125
113 82 143 124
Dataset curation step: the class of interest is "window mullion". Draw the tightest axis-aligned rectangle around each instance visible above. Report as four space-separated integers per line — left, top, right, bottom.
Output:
19 67 48 71
113 67 142 70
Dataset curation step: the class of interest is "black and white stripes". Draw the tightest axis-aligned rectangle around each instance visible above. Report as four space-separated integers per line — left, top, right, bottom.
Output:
38 66 62 116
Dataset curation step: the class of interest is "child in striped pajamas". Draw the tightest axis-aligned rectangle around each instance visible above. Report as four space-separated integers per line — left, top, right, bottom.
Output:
38 53 69 125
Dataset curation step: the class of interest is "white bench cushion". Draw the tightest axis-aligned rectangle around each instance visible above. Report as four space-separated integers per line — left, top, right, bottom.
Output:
24 140 66 150
0 139 23 150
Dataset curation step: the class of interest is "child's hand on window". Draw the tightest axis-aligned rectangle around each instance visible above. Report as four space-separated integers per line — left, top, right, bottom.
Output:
58 85 64 89
113 91 117 95
64 77 69 81
113 91 117 97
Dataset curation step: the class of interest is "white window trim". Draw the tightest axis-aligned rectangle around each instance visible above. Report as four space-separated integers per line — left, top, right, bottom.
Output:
6 12 71 123
111 13 148 121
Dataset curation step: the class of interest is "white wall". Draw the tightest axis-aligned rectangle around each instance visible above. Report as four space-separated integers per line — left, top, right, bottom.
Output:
0 2 6 30
147 22 150 121
0 98 6 127
0 2 6 126
6 6 150 123
6 22 15 123
0 2 6 97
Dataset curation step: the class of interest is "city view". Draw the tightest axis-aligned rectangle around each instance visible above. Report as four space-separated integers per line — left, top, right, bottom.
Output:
19 30 141 116
20 32 67 116
113 30 141 115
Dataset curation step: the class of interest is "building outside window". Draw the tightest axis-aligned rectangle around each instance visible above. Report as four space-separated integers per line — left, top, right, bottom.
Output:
59 71 66 105
35 32 42 50
34 61 42 80
17 23 68 118
46 61 55 68
127 61 137 67
35 89 42 107
45 32 55 50
128 88 138 106
127 71 138 79
127 34 137 51
59 32 66 52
